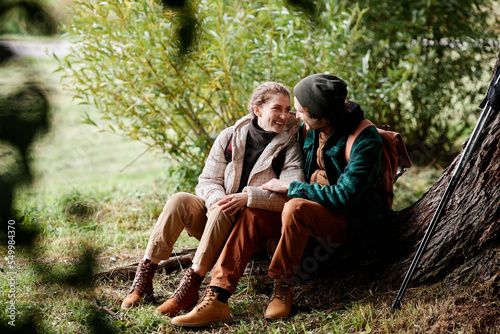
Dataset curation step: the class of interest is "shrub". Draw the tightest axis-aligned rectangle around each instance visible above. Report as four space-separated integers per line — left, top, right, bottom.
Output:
60 0 367 186
61 0 498 186
351 0 498 164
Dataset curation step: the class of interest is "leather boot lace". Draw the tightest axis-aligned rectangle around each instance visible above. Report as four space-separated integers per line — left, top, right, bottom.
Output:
196 288 217 311
173 268 201 302
130 260 157 293
271 280 291 303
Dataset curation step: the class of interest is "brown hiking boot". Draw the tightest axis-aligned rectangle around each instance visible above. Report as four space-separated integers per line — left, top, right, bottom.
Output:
264 280 293 320
170 287 231 327
121 259 158 310
156 268 204 317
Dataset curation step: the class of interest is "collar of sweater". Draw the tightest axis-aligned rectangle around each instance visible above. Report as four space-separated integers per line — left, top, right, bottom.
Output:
248 117 276 146
231 114 295 154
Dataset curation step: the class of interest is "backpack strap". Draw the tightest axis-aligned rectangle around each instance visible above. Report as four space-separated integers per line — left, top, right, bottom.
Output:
345 119 374 162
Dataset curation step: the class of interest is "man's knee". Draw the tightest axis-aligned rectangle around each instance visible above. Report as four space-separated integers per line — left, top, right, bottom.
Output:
283 198 310 214
282 198 310 228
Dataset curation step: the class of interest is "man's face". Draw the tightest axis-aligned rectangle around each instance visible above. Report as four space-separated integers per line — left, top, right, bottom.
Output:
294 97 329 131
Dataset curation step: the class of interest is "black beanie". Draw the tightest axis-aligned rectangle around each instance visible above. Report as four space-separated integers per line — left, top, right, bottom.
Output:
293 73 348 119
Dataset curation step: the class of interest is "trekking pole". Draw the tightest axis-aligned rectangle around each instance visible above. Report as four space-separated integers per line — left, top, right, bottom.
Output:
391 69 500 310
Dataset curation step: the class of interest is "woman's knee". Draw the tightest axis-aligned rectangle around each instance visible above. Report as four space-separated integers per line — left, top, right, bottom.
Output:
155 192 205 232
167 192 195 208
164 192 202 216
206 204 232 230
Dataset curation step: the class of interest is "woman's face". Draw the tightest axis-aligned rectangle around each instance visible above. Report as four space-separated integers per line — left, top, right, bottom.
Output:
294 97 329 131
254 94 291 133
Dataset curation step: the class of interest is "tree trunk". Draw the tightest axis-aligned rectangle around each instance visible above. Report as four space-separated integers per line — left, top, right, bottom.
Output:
384 108 499 286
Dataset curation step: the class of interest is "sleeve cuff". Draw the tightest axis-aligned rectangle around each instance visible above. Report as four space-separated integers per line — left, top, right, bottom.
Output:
242 186 253 207
287 180 304 198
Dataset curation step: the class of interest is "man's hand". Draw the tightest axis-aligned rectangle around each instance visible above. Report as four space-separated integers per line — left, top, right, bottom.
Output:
216 192 248 217
261 178 290 193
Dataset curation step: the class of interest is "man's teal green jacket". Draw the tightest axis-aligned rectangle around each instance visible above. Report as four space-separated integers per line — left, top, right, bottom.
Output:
288 121 388 237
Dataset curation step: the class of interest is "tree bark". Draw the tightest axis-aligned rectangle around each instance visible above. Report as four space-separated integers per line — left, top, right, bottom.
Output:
384 108 499 286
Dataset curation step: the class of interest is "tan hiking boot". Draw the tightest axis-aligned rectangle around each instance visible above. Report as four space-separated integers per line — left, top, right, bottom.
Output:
156 268 203 317
121 259 158 310
170 288 231 328
264 280 293 320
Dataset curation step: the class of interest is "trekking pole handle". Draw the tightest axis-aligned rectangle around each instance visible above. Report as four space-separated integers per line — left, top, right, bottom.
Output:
451 73 500 178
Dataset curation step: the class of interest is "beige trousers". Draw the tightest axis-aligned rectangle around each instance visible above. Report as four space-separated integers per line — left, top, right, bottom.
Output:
144 192 232 275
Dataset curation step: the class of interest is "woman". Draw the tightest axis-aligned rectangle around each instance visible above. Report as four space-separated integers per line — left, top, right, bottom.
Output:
121 82 304 317
170 73 387 327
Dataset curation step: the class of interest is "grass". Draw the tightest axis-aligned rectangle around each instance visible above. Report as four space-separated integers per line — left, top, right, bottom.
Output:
2 54 497 333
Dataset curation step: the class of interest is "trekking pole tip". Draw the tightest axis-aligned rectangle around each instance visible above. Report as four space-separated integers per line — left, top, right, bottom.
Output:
391 299 402 311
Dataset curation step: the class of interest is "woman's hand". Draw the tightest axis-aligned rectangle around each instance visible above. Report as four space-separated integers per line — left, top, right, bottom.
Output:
216 192 248 217
261 178 290 193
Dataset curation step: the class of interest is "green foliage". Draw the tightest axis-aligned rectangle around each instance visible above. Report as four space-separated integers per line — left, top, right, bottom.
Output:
349 0 498 164
61 0 368 184
62 0 498 185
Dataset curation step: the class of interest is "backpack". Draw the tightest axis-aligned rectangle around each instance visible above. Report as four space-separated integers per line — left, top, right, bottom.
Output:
345 119 412 209
224 133 287 177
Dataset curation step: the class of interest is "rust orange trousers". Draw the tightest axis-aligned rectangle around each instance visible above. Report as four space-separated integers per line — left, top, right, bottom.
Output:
210 198 350 293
